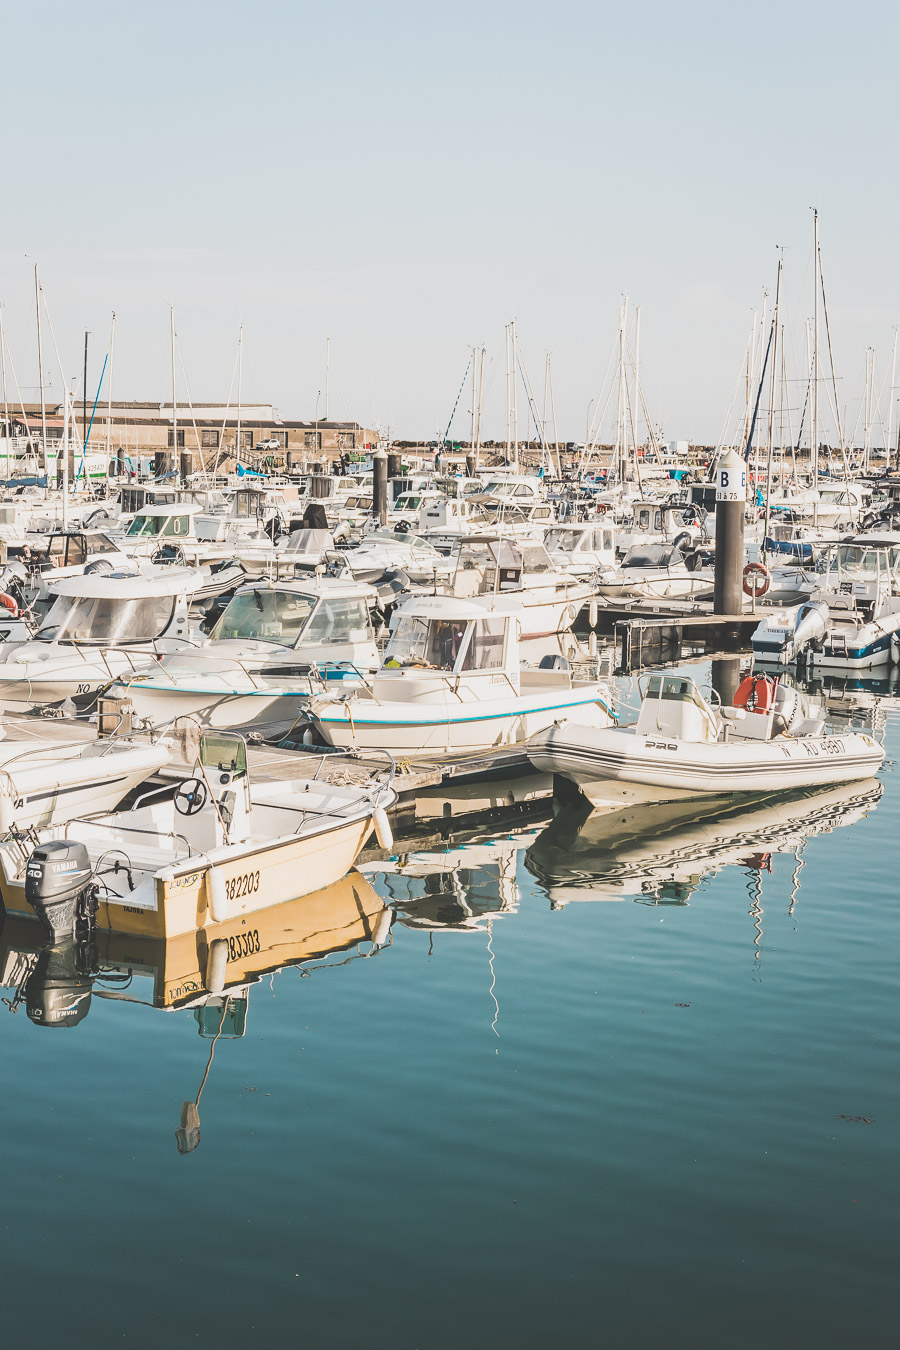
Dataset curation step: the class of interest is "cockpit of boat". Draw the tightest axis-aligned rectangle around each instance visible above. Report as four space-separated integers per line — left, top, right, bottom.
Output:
382 612 507 673
210 587 371 649
36 592 177 645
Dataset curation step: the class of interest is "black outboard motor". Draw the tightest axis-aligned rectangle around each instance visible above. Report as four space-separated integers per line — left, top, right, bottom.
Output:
24 940 96 1029
25 841 96 946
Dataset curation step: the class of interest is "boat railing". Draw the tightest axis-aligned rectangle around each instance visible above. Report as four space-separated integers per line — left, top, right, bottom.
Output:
63 817 192 858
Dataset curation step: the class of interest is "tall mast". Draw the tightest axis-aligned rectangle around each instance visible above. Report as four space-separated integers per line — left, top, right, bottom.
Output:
887 329 898 474
763 256 783 552
475 345 485 468
512 318 519 470
106 311 116 466
0 305 8 477
634 305 641 461
325 336 331 420
81 330 88 488
34 264 48 480
470 346 477 454
812 208 819 504
236 324 243 469
505 323 512 463
170 307 178 482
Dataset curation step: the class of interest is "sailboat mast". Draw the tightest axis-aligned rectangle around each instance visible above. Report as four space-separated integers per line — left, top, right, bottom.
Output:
325 336 331 421
236 324 243 470
170 307 179 482
34 265 48 480
0 305 8 478
812 208 819 505
887 329 898 474
475 345 485 468
106 312 116 468
764 257 782 551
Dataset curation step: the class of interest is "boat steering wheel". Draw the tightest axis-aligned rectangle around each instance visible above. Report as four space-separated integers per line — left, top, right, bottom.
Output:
174 777 208 816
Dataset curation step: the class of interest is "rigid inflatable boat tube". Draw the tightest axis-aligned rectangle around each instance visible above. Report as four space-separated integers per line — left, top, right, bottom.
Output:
206 938 228 994
207 869 230 924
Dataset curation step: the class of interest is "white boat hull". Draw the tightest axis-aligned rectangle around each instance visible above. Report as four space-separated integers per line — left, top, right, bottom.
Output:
310 689 614 757
527 721 885 808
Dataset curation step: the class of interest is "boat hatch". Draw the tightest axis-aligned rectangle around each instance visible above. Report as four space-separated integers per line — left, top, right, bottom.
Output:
199 732 248 779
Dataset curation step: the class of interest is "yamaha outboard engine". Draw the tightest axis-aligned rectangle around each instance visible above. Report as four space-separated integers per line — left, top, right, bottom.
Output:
24 940 96 1029
25 841 96 946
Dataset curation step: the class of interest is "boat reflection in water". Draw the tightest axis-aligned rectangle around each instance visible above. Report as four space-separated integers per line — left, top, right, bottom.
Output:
525 779 883 909
0 871 392 1151
367 824 544 932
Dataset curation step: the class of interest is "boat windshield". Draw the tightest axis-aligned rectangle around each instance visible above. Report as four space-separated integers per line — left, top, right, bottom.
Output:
830 546 887 576
544 528 582 552
127 513 191 538
382 615 467 671
210 589 316 647
623 544 681 568
36 593 176 645
282 529 333 555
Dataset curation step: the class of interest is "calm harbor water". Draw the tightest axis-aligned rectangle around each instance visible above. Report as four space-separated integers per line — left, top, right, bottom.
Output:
1 671 897 1349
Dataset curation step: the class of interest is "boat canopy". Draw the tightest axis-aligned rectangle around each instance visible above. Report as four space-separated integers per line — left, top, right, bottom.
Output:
622 543 684 568
281 528 335 555
211 580 372 649
382 597 517 674
47 568 203 599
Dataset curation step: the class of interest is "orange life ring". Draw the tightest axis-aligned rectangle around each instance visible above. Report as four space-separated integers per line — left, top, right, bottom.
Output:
0 592 19 619
734 673 777 713
742 561 770 598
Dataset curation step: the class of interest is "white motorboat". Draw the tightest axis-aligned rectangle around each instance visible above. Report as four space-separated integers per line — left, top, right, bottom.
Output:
305 594 614 756
0 735 169 832
595 542 708 600
2 731 396 940
348 528 457 585
753 537 900 670
0 565 204 710
543 521 618 578
114 575 380 727
751 600 830 665
426 536 595 636
527 671 884 808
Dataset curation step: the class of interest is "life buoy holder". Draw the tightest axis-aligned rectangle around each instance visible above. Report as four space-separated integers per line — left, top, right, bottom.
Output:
734 673 777 714
742 561 770 598
0 592 19 619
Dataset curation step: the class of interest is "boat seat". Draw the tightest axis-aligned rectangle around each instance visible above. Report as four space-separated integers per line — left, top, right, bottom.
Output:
792 717 825 738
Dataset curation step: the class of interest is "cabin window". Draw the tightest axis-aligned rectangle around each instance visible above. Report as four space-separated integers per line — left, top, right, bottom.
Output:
162 515 189 536
65 537 86 566
211 589 316 647
303 598 371 645
383 616 462 671
460 617 506 671
85 534 115 556
37 593 176 645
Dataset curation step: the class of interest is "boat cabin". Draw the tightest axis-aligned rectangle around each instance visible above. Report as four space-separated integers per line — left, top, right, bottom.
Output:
126 502 202 542
35 569 197 647
18 530 123 572
379 595 521 692
544 522 617 570
208 577 378 663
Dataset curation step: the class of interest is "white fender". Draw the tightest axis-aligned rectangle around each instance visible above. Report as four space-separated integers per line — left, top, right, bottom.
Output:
369 906 393 948
206 938 228 994
207 869 230 924
372 805 393 852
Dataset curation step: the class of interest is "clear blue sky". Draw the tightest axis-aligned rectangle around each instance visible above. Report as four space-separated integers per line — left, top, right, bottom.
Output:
2 0 898 444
